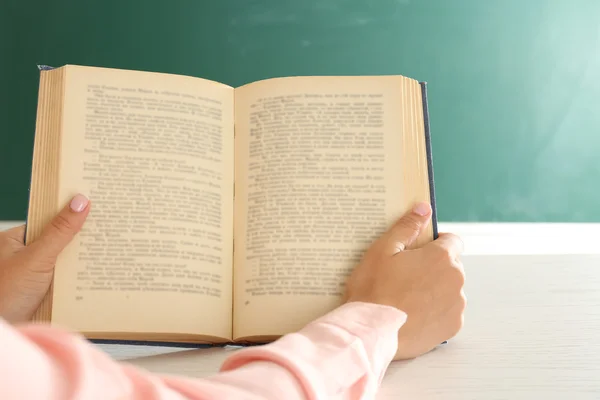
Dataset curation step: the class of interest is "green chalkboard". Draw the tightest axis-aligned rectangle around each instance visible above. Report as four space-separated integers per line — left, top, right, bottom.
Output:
1 0 599 222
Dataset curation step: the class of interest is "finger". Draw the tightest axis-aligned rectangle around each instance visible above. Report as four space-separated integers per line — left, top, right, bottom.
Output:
454 259 465 277
26 194 90 261
0 225 27 259
449 259 466 288
3 225 26 242
427 232 464 260
1 225 26 248
381 202 432 254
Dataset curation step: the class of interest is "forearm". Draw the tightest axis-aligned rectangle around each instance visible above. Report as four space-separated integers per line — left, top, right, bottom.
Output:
0 302 405 399
221 302 406 398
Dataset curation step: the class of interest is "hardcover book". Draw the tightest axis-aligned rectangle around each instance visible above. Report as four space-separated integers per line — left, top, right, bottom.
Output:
26 65 438 346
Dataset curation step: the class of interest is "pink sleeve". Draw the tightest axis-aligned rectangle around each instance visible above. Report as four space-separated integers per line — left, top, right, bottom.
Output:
0 302 406 399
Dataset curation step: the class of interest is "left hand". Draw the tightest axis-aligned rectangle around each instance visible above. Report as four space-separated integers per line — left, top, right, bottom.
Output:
0 194 90 323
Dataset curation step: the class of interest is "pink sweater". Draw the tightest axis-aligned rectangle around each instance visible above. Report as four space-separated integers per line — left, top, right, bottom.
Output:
0 302 406 399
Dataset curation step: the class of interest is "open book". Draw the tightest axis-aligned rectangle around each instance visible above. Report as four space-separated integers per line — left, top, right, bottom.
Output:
26 65 437 345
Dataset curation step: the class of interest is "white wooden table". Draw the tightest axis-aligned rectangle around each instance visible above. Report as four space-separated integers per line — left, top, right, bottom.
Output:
3 221 600 398
99 253 600 399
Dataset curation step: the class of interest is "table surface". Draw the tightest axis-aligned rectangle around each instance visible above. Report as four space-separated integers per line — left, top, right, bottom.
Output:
2 221 598 398
95 253 600 399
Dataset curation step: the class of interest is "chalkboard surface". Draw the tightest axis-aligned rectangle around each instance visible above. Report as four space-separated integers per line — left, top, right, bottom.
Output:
1 0 599 221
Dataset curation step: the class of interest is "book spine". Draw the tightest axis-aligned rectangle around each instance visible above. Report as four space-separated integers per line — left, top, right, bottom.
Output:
419 82 439 239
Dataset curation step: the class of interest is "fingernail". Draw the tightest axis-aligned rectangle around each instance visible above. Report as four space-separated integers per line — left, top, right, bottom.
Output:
412 202 431 216
70 194 89 213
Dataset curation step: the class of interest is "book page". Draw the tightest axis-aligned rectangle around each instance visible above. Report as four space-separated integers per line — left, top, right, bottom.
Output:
51 66 234 341
233 76 432 339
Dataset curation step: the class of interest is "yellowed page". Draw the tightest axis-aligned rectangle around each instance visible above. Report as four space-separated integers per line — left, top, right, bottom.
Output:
27 67 66 323
233 76 432 339
51 65 234 340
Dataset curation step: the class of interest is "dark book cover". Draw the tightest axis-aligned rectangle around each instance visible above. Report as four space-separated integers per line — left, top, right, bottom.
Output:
419 81 439 240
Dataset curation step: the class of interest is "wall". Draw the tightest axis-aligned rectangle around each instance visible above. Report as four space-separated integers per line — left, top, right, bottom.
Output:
2 0 599 221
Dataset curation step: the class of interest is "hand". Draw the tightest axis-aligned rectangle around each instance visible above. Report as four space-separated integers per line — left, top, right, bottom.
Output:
344 202 466 360
0 194 90 323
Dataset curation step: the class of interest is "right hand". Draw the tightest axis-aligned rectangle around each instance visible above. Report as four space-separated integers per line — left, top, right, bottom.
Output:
344 202 466 360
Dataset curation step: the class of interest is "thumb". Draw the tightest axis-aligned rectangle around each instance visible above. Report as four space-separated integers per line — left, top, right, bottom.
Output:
26 194 90 262
382 202 432 254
